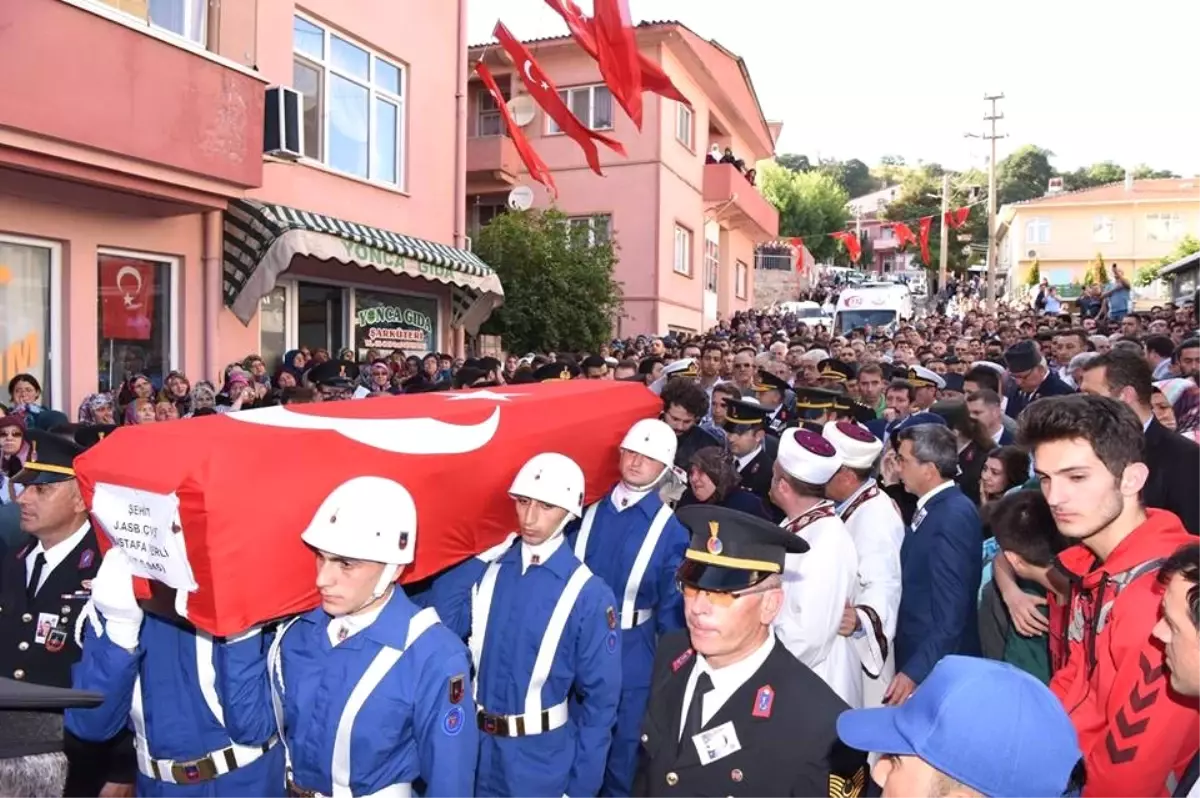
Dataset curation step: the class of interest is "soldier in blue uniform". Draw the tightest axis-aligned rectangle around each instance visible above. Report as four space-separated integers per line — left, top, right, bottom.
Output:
565 419 689 797
267 476 478 797
416 453 623 796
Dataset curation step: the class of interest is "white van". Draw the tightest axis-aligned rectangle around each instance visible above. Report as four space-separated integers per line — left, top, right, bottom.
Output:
833 284 912 334
778 301 834 330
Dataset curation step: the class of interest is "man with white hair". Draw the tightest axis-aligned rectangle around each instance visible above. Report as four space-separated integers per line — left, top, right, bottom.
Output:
796 350 829 388
568 420 689 796
823 421 904 708
769 429 861 706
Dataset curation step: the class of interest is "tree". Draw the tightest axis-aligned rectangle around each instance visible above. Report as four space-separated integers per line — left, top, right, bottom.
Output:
998 145 1056 205
1026 259 1041 287
1136 234 1200 287
759 162 850 263
1131 164 1179 179
858 232 874 270
775 153 812 173
840 159 880 199
475 209 623 353
1082 252 1109 286
882 165 986 275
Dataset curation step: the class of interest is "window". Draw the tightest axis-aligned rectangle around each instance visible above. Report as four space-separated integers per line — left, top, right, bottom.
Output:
673 225 693 276
567 215 612 247
259 285 289 373
476 85 509 138
879 226 895 240
97 252 177 395
95 0 207 45
1146 212 1183 242
703 239 719 292
1024 217 1051 244
1092 215 1115 243
735 260 748 299
292 15 406 187
0 238 55 406
547 85 613 133
675 102 694 150
471 203 507 236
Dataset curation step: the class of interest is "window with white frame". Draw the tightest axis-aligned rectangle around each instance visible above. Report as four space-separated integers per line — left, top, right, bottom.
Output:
476 84 509 138
1146 212 1183 242
292 15 406 186
0 237 56 407
547 85 613 133
1024 217 1051 244
1092 215 1115 243
94 0 208 45
567 215 612 247
96 251 177 395
673 226 693 276
735 260 748 299
703 239 719 292
675 102 694 150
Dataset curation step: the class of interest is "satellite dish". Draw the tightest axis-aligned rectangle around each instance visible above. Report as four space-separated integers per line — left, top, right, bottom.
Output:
507 185 535 211
508 95 536 127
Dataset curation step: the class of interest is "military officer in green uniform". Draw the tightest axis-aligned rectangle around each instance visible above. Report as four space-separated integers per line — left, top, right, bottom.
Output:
635 505 868 798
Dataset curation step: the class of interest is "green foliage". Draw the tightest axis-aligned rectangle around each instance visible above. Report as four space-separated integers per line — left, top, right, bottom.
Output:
1025 259 1041 287
759 163 850 263
475 209 622 354
775 153 812 173
1136 234 1200 287
881 165 986 274
1082 252 1109 286
817 158 880 199
998 145 1056 205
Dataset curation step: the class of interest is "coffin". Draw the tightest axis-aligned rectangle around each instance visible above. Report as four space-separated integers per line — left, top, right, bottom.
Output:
75 381 659 636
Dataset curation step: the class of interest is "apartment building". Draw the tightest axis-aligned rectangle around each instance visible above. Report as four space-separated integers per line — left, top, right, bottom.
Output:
0 0 499 415
466 21 778 337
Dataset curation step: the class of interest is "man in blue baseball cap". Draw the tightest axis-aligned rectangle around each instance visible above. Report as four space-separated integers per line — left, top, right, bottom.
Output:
836 655 1084 797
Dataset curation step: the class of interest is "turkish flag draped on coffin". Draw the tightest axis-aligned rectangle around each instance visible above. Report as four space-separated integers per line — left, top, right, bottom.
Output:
75 381 660 636
99 256 155 340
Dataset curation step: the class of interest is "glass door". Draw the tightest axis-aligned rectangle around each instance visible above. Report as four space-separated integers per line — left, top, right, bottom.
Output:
296 282 347 356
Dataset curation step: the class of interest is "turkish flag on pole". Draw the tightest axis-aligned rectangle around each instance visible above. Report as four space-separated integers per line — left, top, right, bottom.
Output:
592 0 643 129
76 381 661 636
475 62 558 198
493 21 625 177
544 0 691 108
892 222 919 250
944 206 971 229
918 216 934 264
99 256 155 340
831 231 862 263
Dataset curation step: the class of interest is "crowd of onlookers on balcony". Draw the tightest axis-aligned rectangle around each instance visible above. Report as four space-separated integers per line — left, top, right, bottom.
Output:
707 143 756 186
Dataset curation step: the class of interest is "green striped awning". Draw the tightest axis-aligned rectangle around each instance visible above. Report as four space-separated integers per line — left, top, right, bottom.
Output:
223 199 503 333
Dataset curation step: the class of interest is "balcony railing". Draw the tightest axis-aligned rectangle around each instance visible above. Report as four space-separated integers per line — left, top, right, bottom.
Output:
755 252 795 271
703 163 779 239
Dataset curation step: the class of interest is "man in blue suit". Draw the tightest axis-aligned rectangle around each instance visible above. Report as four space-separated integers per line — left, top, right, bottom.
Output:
887 417 982 706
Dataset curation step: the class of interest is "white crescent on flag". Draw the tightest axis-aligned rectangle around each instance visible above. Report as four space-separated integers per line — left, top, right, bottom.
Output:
227 404 502 455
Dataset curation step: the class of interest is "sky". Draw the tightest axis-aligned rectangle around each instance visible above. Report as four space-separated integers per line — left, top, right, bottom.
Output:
468 0 1200 176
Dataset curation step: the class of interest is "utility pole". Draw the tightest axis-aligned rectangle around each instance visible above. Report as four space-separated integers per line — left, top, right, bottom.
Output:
967 93 1006 311
938 173 950 294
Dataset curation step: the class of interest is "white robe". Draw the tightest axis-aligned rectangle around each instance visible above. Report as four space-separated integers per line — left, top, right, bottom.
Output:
773 507 861 707
838 482 905 708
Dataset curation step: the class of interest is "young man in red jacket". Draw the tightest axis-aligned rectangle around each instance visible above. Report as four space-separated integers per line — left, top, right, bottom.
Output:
1019 394 1199 797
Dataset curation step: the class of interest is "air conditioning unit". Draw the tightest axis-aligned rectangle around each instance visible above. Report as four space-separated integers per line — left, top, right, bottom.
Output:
264 86 303 160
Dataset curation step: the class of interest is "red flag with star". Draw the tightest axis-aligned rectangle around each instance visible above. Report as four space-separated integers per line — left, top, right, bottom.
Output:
831 231 862 263
944 206 971 229
493 21 625 176
918 216 934 264
592 0 643 129
475 62 557 198
75 381 660 636
543 0 690 107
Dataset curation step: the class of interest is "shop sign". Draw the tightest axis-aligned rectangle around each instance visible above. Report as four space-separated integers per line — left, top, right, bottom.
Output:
354 292 439 357
341 241 481 286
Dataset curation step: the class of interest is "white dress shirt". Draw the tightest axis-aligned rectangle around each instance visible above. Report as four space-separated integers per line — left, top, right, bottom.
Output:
916 480 955 512
327 588 391 646
773 505 861 707
25 522 90 595
610 482 652 512
678 633 776 738
736 445 763 472
520 533 565 575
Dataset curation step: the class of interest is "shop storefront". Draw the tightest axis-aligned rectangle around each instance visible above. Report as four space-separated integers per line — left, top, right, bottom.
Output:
224 199 503 369
0 235 60 404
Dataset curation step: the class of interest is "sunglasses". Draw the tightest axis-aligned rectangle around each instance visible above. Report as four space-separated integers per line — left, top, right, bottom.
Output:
678 581 777 608
0 430 22 439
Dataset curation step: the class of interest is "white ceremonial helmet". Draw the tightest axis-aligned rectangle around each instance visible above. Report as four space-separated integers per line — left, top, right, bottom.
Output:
620 418 678 469
301 476 418 567
508 452 586 518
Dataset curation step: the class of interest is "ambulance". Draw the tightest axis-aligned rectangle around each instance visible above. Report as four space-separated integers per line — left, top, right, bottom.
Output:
833 282 913 334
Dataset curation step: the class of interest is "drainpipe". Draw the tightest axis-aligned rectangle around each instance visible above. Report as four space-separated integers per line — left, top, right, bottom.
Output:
451 0 468 359
203 210 222 383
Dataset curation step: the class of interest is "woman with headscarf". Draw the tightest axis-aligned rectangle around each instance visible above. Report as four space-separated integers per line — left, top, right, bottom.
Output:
1154 378 1200 440
118 373 155 424
124 398 157 425
0 415 29 505
77 393 117 426
676 446 768 518
163 370 193 417
187 380 222 416
366 359 400 394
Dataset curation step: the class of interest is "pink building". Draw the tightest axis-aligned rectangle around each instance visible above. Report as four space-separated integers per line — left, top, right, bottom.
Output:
0 0 499 417
466 22 778 337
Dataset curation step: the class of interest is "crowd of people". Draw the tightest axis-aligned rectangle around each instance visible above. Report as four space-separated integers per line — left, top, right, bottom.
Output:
0 276 1198 798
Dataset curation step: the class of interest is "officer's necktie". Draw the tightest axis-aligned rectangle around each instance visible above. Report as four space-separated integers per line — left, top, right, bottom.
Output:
680 671 713 752
26 552 46 601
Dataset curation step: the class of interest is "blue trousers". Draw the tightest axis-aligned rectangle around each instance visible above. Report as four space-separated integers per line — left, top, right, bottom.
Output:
601 686 650 797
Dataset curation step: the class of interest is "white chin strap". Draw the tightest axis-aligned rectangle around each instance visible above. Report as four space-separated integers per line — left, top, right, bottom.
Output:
339 562 401 618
